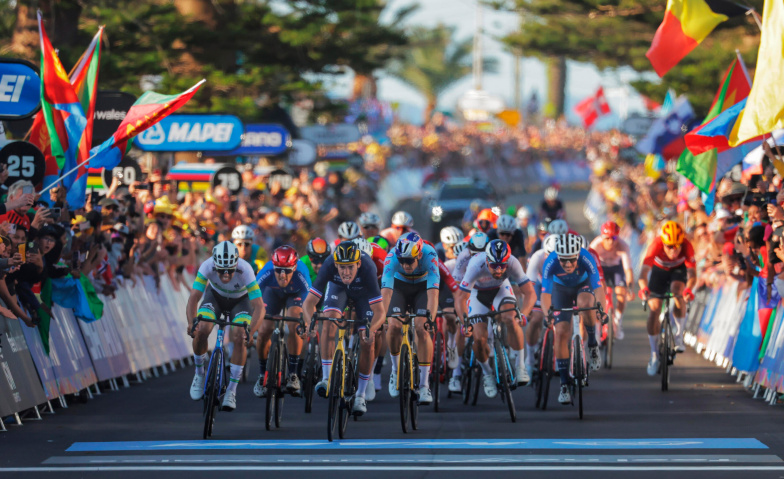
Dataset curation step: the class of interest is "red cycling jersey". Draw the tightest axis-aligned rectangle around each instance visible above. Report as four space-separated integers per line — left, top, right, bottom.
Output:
370 243 387 280
587 247 606 283
643 237 696 271
421 239 458 292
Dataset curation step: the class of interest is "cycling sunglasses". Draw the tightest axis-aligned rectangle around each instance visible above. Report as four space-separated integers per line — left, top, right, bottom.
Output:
559 257 578 265
216 268 236 275
397 257 417 265
234 241 252 247
487 262 508 271
664 244 680 250
274 267 295 275
498 231 513 237
602 235 618 241
478 220 492 229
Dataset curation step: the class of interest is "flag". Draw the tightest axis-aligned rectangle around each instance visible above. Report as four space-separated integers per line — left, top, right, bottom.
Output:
36 11 87 196
635 96 696 155
646 0 748 77
641 94 662 112
573 87 611 128
732 276 762 373
49 276 98 322
88 80 205 169
730 0 784 146
677 56 751 192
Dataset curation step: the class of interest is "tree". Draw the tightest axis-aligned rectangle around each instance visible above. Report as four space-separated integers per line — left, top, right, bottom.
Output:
387 24 498 123
499 0 763 118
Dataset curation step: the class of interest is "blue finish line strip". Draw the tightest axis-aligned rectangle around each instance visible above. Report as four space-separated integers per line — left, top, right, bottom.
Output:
67 438 768 452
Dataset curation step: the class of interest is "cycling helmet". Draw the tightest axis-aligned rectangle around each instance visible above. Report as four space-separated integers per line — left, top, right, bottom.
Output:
477 208 498 224
272 245 298 268
351 237 373 256
555 233 582 258
395 232 424 259
337 220 361 240
468 232 489 254
369 235 390 252
544 186 559 201
358 212 381 228
307 237 331 262
543 234 558 256
579 235 588 248
440 226 463 246
212 241 239 269
516 206 531 220
485 239 511 264
391 211 414 228
231 225 254 241
601 220 620 237
496 214 517 234
660 221 685 246
452 241 468 257
548 219 568 235
334 241 361 264
537 220 550 233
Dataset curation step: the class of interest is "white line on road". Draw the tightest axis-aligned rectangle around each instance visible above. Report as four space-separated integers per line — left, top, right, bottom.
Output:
5 466 784 472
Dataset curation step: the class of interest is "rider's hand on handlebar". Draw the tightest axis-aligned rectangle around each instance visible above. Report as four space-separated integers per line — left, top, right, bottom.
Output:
683 287 695 302
638 287 650 301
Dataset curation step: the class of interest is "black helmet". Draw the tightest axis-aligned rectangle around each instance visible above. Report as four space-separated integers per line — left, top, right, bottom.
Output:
333 241 361 265
307 237 331 262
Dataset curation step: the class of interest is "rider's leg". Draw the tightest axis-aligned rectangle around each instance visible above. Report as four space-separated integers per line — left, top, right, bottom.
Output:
256 319 275 379
192 321 216 375
646 297 663 354
615 285 627 318
286 305 304 376
670 280 687 335
472 321 491 372
227 324 248 394
373 325 386 389
554 321 571 386
576 292 597 347
526 310 544 370
357 328 376 398
415 315 433 388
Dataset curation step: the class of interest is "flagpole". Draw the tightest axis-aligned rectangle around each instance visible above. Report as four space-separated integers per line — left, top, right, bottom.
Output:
746 8 762 31
40 153 98 195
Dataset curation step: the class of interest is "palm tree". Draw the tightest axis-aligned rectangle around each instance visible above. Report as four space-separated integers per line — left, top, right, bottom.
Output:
387 24 497 123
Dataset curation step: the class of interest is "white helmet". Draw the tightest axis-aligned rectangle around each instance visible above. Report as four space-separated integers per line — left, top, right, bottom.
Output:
468 232 489 254
212 241 239 269
452 241 467 257
338 221 361 240
554 233 582 258
496 214 517 234
231 225 255 241
544 186 559 201
440 226 463 245
543 234 558 256
548 219 568 235
351 237 373 256
516 206 531 220
579 235 588 248
358 212 381 228
391 210 414 228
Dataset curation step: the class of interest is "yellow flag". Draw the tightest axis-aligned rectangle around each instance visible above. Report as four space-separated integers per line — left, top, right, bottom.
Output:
730 0 784 146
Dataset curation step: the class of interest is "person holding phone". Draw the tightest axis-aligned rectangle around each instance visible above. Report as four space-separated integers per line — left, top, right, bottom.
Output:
0 181 36 230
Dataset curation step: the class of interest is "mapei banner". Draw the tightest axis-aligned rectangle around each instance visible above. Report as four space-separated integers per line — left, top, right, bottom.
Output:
0 58 41 121
134 114 243 152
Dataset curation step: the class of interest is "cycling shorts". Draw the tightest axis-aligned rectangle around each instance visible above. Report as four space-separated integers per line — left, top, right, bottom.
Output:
388 279 430 317
603 264 626 288
648 264 687 296
467 280 516 318
550 280 593 325
198 286 252 325
322 281 374 327
438 281 455 310
262 288 304 316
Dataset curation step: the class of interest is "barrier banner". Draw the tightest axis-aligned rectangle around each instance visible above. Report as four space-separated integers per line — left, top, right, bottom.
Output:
76 302 131 382
0 315 47 417
104 284 150 373
20 323 58 400
732 276 763 374
48 305 97 394
756 307 784 389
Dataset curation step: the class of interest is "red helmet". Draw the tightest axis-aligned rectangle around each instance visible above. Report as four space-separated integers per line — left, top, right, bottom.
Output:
272 245 298 268
601 221 620 237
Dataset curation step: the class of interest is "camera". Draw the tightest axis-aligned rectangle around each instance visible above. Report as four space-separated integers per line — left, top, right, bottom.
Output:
744 191 778 207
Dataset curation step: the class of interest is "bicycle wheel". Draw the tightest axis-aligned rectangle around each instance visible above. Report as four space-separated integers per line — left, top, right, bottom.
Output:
572 337 584 420
303 337 319 413
275 344 287 429
471 365 481 406
540 329 554 411
265 338 279 431
494 341 516 423
604 315 614 369
410 353 419 431
339 358 354 438
461 339 474 404
433 331 443 412
661 317 671 392
202 349 222 439
327 350 343 442
399 344 411 433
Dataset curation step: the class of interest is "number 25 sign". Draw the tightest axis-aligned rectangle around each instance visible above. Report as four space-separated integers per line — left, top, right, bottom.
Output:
0 141 45 188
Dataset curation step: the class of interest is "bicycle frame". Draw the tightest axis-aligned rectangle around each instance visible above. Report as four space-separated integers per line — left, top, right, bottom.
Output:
193 314 250 398
311 316 356 399
389 312 428 393
465 308 521 386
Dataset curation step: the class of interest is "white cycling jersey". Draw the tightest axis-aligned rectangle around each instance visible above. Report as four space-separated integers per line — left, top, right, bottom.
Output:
444 257 457 273
451 248 474 284
459 254 530 292
193 257 261 299
526 249 548 284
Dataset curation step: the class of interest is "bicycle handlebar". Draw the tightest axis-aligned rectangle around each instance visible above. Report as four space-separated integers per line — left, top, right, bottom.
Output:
546 302 609 326
264 313 306 335
191 315 250 340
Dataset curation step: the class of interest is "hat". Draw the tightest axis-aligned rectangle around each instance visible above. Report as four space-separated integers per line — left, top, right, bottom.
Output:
715 209 731 220
153 197 175 215
112 223 130 235
722 242 735 256
312 177 326 190
99 198 120 208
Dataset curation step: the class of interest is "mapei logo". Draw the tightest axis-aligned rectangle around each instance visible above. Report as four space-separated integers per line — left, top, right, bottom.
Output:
0 60 41 121
0 75 27 103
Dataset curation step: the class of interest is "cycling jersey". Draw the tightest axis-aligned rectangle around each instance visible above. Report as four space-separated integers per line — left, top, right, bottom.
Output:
193 258 261 300
369 243 387 280
642 237 696 271
301 255 318 283
250 244 268 274
540 199 565 220
459 254 530 292
526 248 548 302
488 228 527 258
451 247 474 284
379 227 418 246
589 236 632 268
381 243 440 290
541 249 602 294
255 259 311 295
309 252 382 306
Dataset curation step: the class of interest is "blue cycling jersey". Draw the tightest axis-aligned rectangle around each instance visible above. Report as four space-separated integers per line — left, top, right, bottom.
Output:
256 259 312 296
381 243 441 290
541 249 602 294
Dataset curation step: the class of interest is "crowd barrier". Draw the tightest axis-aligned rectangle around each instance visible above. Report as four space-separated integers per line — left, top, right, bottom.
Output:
0 269 194 431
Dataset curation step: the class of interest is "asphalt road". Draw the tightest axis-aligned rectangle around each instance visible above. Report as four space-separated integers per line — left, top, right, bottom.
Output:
2 189 784 478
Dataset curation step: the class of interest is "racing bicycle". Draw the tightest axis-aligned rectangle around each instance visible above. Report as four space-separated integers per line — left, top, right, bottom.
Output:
262 313 305 430
388 310 432 433
534 313 556 410
643 292 688 392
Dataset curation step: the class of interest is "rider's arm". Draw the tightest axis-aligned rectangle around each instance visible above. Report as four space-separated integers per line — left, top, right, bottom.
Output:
438 260 459 292
426 288 439 320
638 265 651 293
620 241 634 286
424 249 441 290
581 252 605 307
518 281 536 317
303 257 333 327
683 241 698 293
186 288 203 331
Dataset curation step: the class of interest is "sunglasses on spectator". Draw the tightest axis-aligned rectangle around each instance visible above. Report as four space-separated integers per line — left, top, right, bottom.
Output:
397 257 417 265
216 268 235 275
559 257 578 265
274 267 295 275
105 205 119 211
487 262 508 271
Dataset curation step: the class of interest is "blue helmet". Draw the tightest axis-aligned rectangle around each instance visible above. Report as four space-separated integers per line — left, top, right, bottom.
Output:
485 239 511 264
395 232 423 259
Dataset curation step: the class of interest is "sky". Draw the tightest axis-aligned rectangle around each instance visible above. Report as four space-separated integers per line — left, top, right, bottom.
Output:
323 0 659 127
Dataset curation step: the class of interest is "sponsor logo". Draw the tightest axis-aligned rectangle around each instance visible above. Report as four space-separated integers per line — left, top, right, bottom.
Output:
392 307 401 313
0 75 27 103
244 131 283 147
94 109 127 121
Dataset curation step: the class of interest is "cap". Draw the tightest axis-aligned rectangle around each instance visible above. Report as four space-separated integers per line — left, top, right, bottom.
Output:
715 209 731 220
99 198 120 208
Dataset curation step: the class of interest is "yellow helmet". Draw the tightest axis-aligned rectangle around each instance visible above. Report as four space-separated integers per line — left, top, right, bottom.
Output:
661 221 684 246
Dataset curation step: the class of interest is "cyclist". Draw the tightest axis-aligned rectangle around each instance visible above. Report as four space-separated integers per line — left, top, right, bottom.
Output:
638 221 696 375
436 226 463 262
528 219 550 255
252 246 312 398
466 208 497 239
540 186 565 220
232 225 267 274
303 242 386 416
187 241 263 411
489 214 527 264
524 234 558 378
336 220 361 245
589 221 634 339
301 237 331 283
382 232 440 405
380 210 416 245
368 235 391 253
452 232 490 285
358 212 382 238
540 233 604 405
454 240 536 397
517 206 536 241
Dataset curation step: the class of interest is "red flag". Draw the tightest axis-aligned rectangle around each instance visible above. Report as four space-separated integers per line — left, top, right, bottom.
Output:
574 87 611 128
641 95 662 112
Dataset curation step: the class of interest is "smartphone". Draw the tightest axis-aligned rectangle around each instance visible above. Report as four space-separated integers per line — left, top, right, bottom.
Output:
18 243 25 262
51 207 61 217
27 241 38 256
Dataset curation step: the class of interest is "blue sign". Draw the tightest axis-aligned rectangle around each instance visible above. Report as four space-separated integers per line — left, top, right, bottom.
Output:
0 58 41 120
133 114 243 152
204 124 290 157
